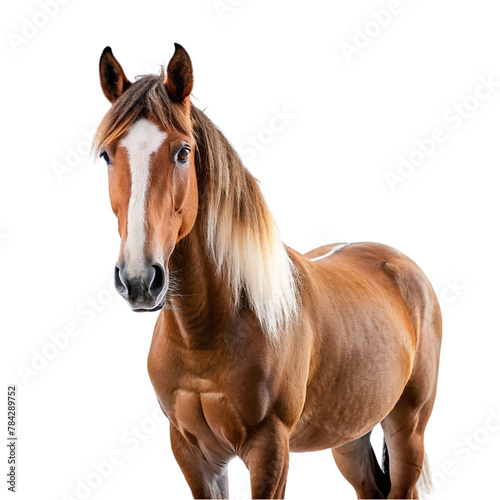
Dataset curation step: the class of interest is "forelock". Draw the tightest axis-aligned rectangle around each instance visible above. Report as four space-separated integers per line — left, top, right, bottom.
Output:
93 69 192 156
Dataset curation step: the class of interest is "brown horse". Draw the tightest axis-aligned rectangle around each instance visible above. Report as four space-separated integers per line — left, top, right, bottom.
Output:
94 44 442 499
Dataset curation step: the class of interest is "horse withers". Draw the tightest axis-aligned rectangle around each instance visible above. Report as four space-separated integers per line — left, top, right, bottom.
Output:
94 44 442 499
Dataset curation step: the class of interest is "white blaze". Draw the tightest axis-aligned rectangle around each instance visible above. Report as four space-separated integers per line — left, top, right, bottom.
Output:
120 118 167 277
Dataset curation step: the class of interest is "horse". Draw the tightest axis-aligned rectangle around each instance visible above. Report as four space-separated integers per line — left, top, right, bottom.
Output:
93 44 442 499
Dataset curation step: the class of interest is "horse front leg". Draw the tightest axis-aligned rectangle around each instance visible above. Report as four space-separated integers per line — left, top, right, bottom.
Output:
169 423 229 499
240 417 290 499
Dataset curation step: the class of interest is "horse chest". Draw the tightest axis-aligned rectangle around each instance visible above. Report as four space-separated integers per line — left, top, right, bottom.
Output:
149 354 269 455
165 386 248 454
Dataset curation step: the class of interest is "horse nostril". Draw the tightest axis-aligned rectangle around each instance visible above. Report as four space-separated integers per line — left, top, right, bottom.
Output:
114 266 128 295
149 264 165 296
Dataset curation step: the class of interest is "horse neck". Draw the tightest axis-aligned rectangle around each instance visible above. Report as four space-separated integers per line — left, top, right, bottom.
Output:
166 218 235 346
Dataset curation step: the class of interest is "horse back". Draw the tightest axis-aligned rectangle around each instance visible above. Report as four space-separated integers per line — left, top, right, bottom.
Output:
299 241 441 352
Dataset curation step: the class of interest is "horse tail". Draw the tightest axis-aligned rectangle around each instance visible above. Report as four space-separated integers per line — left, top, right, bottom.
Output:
381 438 392 497
416 451 433 498
382 438 390 477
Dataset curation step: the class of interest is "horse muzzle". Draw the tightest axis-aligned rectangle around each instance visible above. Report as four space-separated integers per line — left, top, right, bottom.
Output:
114 262 167 312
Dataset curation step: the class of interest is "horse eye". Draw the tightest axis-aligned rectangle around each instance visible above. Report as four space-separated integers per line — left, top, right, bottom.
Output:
176 147 190 164
100 151 111 165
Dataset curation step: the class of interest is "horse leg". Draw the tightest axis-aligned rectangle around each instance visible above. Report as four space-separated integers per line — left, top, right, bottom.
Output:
381 374 437 499
240 417 290 499
380 410 427 499
169 423 229 499
381 295 440 499
332 431 391 499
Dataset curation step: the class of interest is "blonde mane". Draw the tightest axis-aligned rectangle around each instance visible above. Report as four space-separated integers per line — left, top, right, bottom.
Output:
94 71 299 339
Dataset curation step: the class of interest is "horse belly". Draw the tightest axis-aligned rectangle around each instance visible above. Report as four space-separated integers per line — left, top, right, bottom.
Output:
289 330 414 451
289 385 402 452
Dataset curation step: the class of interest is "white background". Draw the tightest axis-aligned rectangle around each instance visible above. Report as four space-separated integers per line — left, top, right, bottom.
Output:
2 0 500 498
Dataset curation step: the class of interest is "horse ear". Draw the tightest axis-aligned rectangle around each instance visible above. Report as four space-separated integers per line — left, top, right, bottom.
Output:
99 47 130 103
165 43 193 103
